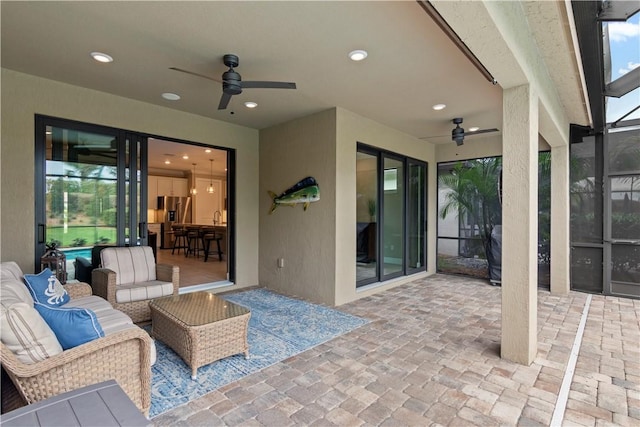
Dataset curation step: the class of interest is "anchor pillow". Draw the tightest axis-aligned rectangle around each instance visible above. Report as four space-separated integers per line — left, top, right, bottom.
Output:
23 268 70 308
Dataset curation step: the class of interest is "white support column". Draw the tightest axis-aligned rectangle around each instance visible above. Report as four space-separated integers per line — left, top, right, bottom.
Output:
501 84 539 365
551 144 571 295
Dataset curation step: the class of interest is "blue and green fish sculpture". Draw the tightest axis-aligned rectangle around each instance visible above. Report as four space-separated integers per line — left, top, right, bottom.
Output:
268 176 320 214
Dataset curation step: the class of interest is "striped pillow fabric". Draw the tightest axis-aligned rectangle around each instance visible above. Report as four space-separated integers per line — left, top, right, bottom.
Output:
0 302 63 363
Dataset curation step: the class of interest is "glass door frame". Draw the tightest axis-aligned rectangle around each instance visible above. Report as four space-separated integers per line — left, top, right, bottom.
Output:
356 143 428 287
34 115 148 267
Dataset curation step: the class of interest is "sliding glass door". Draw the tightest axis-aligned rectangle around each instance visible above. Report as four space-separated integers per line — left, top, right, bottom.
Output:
382 156 404 279
407 159 427 274
356 144 427 287
35 116 147 276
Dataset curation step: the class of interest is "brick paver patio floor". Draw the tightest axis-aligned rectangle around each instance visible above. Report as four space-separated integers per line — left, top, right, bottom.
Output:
152 274 640 426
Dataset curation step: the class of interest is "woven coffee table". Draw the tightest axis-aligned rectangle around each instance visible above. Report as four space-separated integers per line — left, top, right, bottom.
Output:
149 291 250 379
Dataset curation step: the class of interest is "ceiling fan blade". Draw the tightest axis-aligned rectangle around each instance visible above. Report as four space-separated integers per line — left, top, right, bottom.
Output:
241 81 297 90
466 128 500 136
418 134 448 140
170 67 222 83
218 93 232 110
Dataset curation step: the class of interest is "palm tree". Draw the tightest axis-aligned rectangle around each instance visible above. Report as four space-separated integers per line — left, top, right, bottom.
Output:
439 154 552 282
439 158 502 279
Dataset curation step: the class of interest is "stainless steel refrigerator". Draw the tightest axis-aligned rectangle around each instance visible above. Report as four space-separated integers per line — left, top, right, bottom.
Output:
158 196 192 248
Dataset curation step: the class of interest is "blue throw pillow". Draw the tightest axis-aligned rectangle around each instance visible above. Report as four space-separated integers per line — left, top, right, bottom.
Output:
23 268 70 307
34 303 105 350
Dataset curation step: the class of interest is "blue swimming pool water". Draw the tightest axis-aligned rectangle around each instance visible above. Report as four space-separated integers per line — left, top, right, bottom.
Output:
61 248 92 260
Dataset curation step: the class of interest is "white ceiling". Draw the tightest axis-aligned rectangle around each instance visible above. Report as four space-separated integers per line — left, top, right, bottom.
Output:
1 1 503 147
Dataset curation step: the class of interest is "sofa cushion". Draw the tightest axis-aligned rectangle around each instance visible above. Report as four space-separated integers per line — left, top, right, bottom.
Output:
59 295 153 363
101 246 156 286
35 303 104 350
115 280 175 304
94 308 133 334
66 295 116 314
23 269 70 307
0 302 63 363
1 261 25 282
1 278 34 306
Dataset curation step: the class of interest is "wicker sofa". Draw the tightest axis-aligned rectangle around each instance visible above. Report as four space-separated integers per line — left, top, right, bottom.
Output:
92 246 179 323
0 261 154 416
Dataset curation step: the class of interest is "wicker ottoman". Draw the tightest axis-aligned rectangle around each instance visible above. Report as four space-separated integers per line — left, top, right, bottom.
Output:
150 291 250 379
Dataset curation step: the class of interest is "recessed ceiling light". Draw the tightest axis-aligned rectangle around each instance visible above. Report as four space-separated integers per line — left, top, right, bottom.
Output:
244 101 258 108
162 92 180 101
90 52 113 63
205 149 212 153
164 160 171 165
432 104 446 111
469 126 480 132
182 155 189 160
348 50 368 61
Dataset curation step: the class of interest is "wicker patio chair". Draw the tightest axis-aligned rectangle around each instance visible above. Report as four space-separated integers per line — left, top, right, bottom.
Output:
91 246 179 323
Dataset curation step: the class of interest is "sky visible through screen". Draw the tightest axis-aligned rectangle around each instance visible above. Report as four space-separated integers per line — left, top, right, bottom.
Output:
604 12 640 123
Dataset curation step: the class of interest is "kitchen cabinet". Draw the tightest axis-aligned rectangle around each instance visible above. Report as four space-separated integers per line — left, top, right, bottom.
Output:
147 175 158 208
152 176 188 198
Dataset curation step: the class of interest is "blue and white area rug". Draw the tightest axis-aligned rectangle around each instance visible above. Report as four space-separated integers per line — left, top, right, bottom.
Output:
150 288 369 417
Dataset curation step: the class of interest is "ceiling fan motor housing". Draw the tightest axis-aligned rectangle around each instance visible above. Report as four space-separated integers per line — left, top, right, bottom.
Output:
452 124 465 145
222 70 242 95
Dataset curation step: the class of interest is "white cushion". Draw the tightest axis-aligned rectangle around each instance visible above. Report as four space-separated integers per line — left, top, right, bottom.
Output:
1 261 25 282
1 278 34 306
67 295 115 314
115 281 174 303
96 309 133 334
0 302 63 363
101 247 156 286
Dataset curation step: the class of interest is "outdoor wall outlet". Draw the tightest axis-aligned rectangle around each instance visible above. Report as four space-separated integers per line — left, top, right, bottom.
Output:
278 258 285 268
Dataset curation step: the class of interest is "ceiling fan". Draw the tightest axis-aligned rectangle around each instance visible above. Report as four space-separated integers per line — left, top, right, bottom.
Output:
170 54 297 110
419 118 499 145
450 117 499 146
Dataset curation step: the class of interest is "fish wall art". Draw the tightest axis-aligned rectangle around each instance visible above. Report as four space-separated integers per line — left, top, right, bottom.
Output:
268 176 320 214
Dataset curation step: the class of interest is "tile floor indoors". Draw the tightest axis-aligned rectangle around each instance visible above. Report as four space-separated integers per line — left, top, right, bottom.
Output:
152 274 640 426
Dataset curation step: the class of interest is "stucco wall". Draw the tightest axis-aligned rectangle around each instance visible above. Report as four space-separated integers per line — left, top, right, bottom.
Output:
259 109 338 305
259 107 437 307
0 68 260 288
335 107 436 306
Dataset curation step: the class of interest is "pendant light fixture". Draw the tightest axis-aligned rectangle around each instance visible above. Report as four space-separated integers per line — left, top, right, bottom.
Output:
207 159 215 194
190 163 197 195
